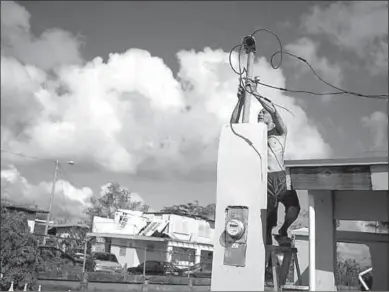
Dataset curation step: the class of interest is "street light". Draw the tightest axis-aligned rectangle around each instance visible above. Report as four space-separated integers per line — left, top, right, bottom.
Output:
42 160 75 245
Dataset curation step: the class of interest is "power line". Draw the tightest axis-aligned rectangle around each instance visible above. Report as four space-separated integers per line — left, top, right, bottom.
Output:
58 165 70 220
228 29 389 102
270 51 389 100
1 149 56 162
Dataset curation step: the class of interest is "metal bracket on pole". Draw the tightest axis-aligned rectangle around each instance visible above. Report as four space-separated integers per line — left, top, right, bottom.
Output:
42 160 59 246
242 35 256 54
242 35 256 123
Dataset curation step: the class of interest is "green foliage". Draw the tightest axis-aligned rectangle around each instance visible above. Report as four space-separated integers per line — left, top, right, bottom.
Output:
0 207 40 290
161 201 216 220
365 221 389 232
85 182 150 222
335 254 363 287
55 226 89 255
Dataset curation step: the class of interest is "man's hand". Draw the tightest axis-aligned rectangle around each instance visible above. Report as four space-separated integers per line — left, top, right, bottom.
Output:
237 85 245 100
245 78 258 94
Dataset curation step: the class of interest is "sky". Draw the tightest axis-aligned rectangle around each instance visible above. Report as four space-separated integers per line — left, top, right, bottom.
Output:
1 1 388 224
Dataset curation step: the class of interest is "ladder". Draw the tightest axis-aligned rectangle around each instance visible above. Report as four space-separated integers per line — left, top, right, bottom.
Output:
265 245 307 291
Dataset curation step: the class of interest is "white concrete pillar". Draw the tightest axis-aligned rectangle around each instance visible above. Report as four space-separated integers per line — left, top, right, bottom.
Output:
370 242 389 290
211 123 268 291
166 245 173 263
309 190 336 291
195 248 201 264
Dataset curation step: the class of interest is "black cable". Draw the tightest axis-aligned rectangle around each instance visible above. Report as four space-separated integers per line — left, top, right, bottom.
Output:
228 41 296 117
243 84 295 117
255 80 345 96
229 43 265 180
230 29 388 101
270 50 389 100
0 149 55 162
250 28 283 70
229 44 246 76
227 28 388 181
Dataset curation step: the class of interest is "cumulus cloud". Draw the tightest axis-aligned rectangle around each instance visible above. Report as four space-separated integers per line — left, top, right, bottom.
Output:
1 164 93 222
285 38 343 86
301 1 388 75
1 1 332 179
361 111 388 152
1 1 83 70
285 37 343 102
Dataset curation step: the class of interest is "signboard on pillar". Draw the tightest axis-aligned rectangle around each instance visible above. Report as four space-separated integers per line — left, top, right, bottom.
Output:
211 123 267 291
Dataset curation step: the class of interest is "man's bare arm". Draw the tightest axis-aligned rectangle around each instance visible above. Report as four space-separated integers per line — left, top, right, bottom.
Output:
230 86 245 124
247 80 287 135
269 106 287 135
230 99 243 123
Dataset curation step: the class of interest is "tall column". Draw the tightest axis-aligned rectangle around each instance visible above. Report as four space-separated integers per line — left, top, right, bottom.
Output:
308 190 336 291
211 123 267 291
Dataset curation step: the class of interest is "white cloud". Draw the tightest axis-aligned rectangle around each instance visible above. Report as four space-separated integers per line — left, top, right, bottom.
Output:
1 1 83 71
285 38 343 87
1 164 93 222
302 1 388 75
1 1 332 178
285 37 344 103
361 111 388 151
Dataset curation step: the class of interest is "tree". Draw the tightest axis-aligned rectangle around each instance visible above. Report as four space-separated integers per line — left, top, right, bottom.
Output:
366 221 389 232
335 254 363 288
161 201 216 220
53 226 89 254
0 207 41 290
85 182 149 223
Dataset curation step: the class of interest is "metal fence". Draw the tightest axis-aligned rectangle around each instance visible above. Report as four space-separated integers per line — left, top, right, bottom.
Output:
3 233 368 290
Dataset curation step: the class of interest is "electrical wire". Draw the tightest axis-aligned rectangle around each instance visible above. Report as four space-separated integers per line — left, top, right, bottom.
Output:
254 80 346 96
0 149 56 162
250 28 284 70
269 50 388 100
58 164 69 220
229 30 388 102
228 28 388 185
229 42 295 117
229 44 264 180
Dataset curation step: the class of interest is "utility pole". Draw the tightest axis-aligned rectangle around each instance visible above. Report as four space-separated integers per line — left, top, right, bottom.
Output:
242 35 256 123
42 159 75 245
42 160 59 245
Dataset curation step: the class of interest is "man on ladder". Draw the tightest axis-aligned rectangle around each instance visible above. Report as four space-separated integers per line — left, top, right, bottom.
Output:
230 80 301 278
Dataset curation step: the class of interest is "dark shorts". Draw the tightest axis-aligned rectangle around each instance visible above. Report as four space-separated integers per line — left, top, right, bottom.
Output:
267 171 299 226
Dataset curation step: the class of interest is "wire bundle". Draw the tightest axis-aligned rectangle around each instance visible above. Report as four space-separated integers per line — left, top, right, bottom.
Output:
229 28 389 105
227 28 388 175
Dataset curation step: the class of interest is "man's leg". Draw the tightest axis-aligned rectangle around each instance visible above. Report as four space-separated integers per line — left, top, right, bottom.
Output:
265 197 278 280
266 172 279 244
266 200 278 245
279 190 300 237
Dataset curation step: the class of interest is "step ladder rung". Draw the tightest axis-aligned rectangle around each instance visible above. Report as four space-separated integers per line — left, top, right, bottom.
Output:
282 284 309 291
265 245 302 291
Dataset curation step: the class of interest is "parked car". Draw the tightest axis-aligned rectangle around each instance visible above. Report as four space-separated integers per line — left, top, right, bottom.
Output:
127 261 181 276
37 246 78 272
70 252 95 272
90 252 122 273
181 262 212 278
